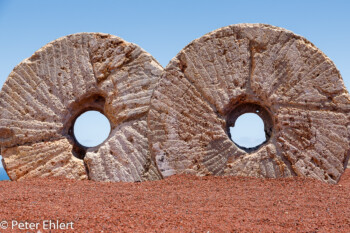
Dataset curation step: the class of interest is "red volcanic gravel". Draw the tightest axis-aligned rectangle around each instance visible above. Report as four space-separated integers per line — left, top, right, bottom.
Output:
1 170 350 232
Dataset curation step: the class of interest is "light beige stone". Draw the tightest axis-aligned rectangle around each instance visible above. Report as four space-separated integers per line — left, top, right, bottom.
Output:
1 139 87 180
148 23 350 184
0 33 163 182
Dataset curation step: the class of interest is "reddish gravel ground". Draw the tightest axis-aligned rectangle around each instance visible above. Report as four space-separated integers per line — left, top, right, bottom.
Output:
1 170 350 232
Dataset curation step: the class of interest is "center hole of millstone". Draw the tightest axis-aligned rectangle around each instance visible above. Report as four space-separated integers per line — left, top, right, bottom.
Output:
73 110 111 148
226 103 273 152
66 94 111 160
230 113 266 149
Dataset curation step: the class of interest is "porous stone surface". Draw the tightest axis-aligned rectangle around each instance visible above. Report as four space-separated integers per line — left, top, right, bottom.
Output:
0 33 163 181
148 23 350 184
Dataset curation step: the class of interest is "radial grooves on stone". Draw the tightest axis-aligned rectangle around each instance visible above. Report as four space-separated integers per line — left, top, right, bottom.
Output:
261 38 297 98
180 36 250 114
36 47 65 111
86 119 161 182
0 33 98 148
2 139 86 180
202 138 238 175
149 62 235 176
276 108 348 183
248 27 346 109
102 48 161 125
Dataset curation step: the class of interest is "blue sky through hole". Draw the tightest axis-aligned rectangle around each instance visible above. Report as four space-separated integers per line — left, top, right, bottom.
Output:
230 113 266 148
74 111 111 148
0 0 349 180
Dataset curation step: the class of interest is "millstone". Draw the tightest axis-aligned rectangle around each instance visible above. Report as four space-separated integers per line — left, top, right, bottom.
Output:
148 23 350 184
0 33 163 181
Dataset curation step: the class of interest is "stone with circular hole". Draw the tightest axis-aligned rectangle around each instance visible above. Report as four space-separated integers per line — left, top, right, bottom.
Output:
148 23 350 184
0 33 163 181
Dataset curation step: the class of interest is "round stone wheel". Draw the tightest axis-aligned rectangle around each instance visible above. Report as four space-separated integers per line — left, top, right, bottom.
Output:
0 33 163 181
148 24 350 184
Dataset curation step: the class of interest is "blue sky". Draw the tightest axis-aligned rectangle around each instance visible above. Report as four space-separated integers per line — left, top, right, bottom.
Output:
74 111 111 147
0 0 349 180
